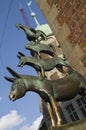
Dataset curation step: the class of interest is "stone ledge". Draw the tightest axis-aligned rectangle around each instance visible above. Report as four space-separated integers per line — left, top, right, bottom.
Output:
49 118 86 130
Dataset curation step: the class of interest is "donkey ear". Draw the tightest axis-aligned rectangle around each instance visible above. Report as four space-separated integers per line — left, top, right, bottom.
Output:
4 76 15 82
6 67 20 78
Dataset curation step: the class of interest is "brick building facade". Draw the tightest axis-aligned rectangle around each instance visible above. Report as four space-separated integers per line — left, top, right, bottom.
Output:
36 0 86 77
35 1 86 130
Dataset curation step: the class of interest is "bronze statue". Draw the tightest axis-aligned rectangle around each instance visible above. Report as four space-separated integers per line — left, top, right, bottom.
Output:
16 23 47 42
4 67 86 126
17 51 69 77
25 41 56 57
5 21 86 129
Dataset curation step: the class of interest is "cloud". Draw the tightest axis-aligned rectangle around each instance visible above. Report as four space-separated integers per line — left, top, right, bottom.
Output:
20 115 43 130
0 110 43 130
0 110 26 130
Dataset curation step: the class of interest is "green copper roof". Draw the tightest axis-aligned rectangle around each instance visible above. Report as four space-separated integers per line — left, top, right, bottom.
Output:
36 24 53 36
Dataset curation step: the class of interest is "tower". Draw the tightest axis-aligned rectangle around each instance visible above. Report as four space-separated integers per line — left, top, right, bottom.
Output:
19 3 30 27
27 1 40 27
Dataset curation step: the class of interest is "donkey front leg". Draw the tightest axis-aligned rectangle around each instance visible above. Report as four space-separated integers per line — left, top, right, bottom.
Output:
50 96 62 127
41 66 45 78
47 102 56 127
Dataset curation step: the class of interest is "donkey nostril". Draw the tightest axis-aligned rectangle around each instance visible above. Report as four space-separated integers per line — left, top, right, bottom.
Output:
12 94 15 98
9 94 15 100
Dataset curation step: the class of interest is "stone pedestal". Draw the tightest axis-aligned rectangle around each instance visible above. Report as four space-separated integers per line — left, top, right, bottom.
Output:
49 118 86 130
49 126 60 130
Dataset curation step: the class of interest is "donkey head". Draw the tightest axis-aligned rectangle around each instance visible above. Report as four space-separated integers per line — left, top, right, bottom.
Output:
4 67 26 101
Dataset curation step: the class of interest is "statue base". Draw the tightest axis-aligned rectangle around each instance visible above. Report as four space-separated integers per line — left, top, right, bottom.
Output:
49 125 67 130
49 126 60 130
48 118 86 130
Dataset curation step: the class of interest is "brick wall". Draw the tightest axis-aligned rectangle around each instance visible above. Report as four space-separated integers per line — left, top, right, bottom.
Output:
36 0 86 76
36 1 86 129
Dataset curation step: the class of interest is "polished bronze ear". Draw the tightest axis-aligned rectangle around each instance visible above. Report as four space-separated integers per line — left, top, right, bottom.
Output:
6 67 20 78
4 76 15 82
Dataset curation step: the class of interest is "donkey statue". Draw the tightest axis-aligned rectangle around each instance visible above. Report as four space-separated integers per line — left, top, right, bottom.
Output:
16 23 47 42
5 67 86 127
17 51 69 77
25 41 56 57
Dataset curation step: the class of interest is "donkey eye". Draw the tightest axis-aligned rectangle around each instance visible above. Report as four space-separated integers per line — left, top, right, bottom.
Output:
11 87 15 91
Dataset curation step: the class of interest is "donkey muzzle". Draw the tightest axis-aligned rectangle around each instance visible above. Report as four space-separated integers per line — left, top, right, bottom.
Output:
9 92 16 101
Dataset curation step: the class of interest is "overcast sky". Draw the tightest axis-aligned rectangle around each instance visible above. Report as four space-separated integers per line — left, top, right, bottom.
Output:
0 0 46 129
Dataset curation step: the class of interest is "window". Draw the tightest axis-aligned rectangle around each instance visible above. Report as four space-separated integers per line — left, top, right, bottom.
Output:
65 104 79 122
77 97 86 117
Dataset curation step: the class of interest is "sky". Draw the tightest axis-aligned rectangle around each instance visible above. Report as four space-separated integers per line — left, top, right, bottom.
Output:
0 0 47 129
